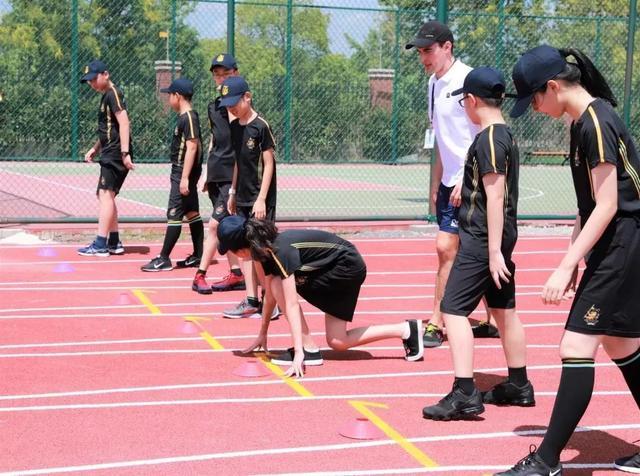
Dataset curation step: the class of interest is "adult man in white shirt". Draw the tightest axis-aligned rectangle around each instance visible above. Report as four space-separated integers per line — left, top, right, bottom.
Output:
406 21 499 348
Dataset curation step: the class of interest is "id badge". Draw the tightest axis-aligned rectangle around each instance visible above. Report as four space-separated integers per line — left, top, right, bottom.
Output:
423 128 435 149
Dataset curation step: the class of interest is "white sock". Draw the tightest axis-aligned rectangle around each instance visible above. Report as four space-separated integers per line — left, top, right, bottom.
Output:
401 321 411 340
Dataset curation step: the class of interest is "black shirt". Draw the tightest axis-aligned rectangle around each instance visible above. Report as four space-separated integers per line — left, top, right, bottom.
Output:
98 85 128 161
570 99 640 223
459 123 519 258
230 115 277 208
170 110 203 175
261 230 363 282
206 97 235 183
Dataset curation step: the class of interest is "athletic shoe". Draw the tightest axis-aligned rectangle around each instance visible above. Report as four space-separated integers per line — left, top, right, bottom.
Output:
423 323 444 348
77 242 110 257
108 241 125 255
473 321 500 338
140 256 173 272
494 446 562 475
422 383 485 421
270 347 324 366
483 380 535 407
176 254 201 268
249 304 281 321
192 274 212 295
211 272 246 291
222 298 260 319
403 319 424 361
615 453 640 473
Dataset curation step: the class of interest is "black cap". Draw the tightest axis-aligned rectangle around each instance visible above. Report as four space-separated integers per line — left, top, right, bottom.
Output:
452 67 506 99
160 77 194 96
217 215 249 255
405 21 454 50
210 53 238 71
80 60 108 83
510 45 566 118
219 76 250 107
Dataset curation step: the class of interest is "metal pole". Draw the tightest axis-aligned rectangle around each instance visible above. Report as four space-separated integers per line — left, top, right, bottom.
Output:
436 0 448 24
227 0 235 56
623 0 637 126
594 18 602 66
390 9 400 164
284 0 293 163
170 0 177 79
496 0 505 71
70 0 79 162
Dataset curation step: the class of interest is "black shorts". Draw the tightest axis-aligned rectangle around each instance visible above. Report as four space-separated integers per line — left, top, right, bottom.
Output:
167 170 201 221
441 251 516 317
297 251 367 322
207 181 232 222
566 215 640 337
237 205 276 222
97 161 128 195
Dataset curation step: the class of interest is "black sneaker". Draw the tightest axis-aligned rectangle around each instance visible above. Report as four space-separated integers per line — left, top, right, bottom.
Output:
483 380 536 407
403 319 424 361
270 347 324 366
495 446 562 475
473 321 500 338
176 254 201 268
141 256 173 272
615 453 640 473
422 383 485 421
423 323 444 348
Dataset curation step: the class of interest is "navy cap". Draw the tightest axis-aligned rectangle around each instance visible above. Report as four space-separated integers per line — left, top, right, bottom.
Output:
210 53 238 71
219 76 250 107
405 21 454 50
452 67 506 99
217 215 249 255
160 77 194 96
80 60 108 83
510 45 566 118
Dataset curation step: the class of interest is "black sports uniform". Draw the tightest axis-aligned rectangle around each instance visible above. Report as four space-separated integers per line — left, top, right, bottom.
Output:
566 99 640 337
207 97 235 222
441 123 520 316
261 230 366 322
230 115 277 221
97 85 129 194
167 110 203 221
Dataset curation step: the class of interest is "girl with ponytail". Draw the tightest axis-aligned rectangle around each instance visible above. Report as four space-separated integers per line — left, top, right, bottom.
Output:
217 215 425 377
499 45 640 475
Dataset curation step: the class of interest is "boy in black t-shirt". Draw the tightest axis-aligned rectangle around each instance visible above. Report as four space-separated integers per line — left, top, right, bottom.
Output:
79 60 133 257
219 76 277 318
141 78 204 272
422 67 533 421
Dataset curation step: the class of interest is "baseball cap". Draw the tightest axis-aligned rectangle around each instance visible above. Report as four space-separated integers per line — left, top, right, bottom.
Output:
452 67 507 99
217 215 250 255
510 45 567 118
160 77 194 96
210 53 238 71
219 76 250 107
405 21 454 50
80 60 108 83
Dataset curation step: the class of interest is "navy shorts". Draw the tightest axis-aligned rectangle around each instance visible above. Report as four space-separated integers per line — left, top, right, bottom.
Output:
436 183 460 234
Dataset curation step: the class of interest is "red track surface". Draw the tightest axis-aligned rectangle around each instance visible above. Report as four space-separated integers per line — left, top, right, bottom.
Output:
0 236 635 475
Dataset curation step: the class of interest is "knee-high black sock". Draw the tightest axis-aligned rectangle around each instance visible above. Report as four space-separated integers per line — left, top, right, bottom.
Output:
537 358 595 467
188 214 204 258
160 222 182 259
613 346 640 409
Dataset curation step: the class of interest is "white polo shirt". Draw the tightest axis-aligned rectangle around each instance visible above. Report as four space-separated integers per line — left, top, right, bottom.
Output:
428 59 480 187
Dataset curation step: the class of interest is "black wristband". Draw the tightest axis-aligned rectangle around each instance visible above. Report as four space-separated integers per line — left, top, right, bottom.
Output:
121 151 129 156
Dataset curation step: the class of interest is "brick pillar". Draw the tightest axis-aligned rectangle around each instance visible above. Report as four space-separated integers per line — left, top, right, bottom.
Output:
154 60 182 108
368 68 394 111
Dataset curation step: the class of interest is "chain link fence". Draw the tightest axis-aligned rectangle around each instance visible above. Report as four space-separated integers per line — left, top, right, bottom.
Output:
0 0 638 222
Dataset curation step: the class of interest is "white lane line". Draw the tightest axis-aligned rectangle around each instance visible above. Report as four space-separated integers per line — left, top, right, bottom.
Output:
0 423 633 476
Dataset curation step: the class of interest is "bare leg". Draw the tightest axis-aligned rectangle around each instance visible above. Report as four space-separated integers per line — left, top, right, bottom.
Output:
324 314 409 351
430 231 459 327
442 312 474 377
97 190 116 238
491 308 526 368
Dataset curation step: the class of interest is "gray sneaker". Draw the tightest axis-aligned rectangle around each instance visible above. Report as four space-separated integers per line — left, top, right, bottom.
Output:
614 453 640 473
223 298 260 319
423 323 444 348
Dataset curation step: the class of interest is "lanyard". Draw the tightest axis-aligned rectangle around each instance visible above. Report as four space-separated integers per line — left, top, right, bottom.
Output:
430 83 435 123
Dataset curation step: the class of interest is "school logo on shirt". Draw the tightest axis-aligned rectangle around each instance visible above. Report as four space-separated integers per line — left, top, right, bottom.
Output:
246 137 257 150
583 305 600 326
221 85 229 96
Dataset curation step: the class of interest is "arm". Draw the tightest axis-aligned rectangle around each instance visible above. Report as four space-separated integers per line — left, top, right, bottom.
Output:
242 262 274 353
430 144 443 206
180 138 198 195
270 273 305 377
483 173 511 288
227 162 238 215
252 148 274 220
114 109 133 170
84 139 102 162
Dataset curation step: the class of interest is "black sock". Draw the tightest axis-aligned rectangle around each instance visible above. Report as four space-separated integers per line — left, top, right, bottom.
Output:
160 223 182 259
188 215 204 258
247 296 260 308
537 358 595 467
613 346 640 409
508 366 528 387
231 268 242 277
454 377 475 396
108 231 119 246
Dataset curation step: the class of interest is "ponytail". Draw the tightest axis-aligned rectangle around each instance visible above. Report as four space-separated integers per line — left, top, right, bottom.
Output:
556 48 617 107
245 218 278 261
